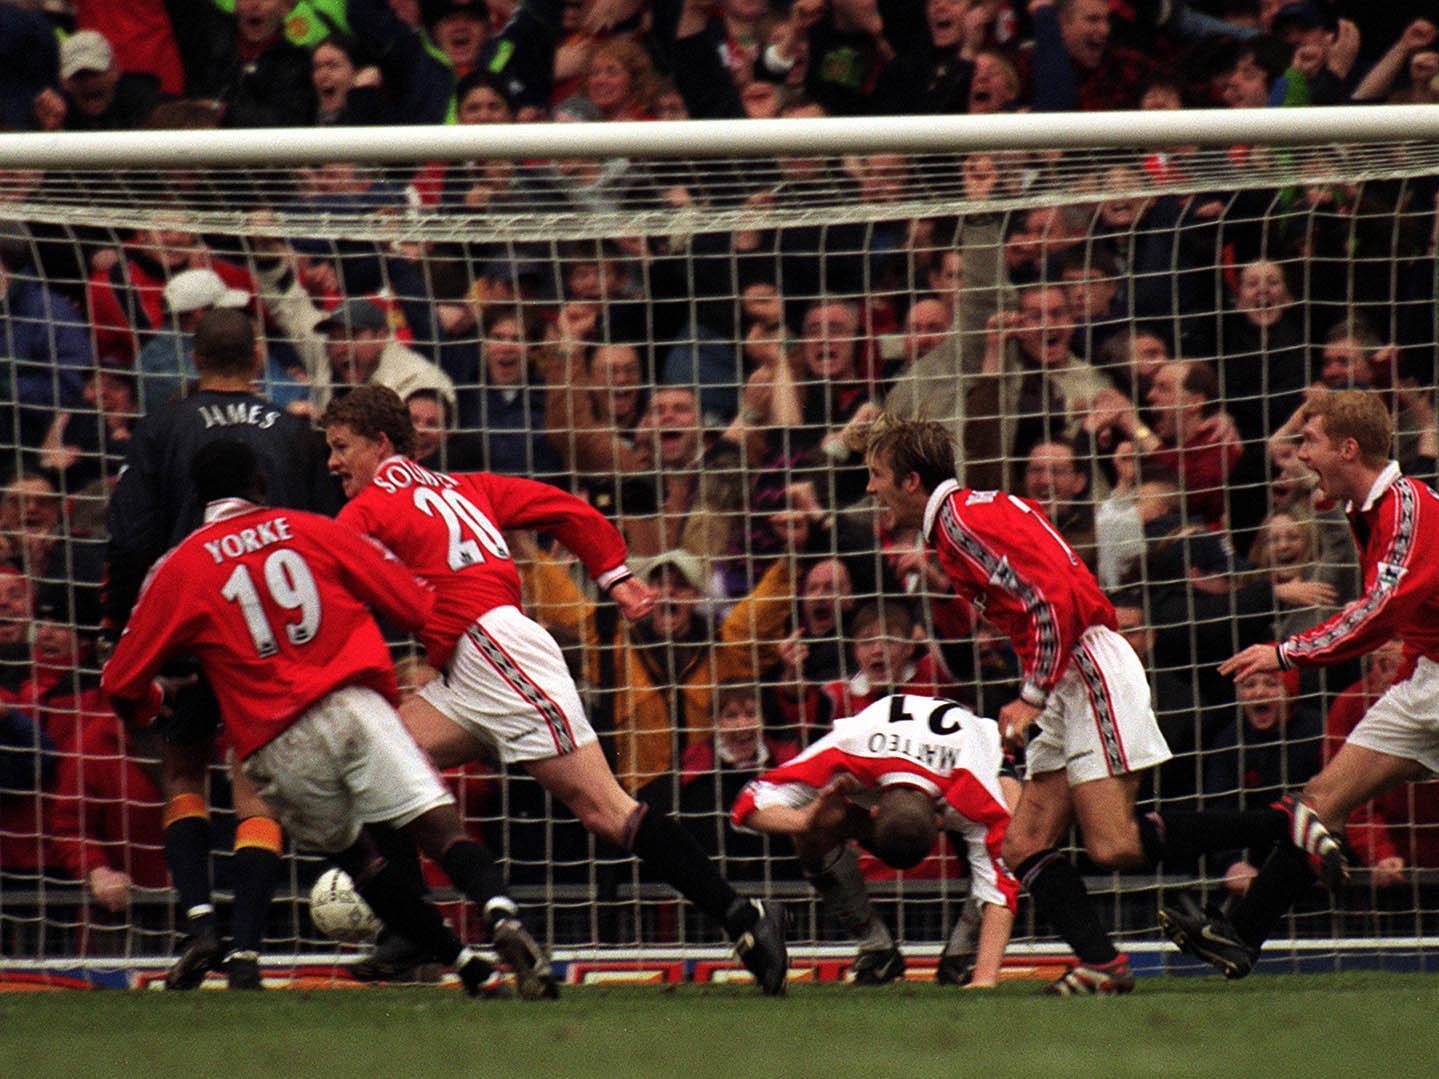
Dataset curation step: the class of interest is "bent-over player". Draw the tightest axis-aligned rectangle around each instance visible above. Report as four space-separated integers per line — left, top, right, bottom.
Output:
733 692 1020 988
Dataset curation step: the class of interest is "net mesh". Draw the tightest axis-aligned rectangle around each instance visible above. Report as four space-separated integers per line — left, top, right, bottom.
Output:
2 132 1438 977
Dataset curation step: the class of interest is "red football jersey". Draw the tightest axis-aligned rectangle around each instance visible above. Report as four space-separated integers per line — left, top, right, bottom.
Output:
103 499 433 760
922 480 1116 707
337 457 629 668
1281 468 1439 669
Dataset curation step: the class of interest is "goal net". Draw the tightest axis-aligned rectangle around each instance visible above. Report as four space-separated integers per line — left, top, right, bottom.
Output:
2 109 1438 983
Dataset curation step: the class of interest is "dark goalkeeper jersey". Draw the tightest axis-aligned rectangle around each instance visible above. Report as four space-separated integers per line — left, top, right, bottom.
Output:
105 388 340 630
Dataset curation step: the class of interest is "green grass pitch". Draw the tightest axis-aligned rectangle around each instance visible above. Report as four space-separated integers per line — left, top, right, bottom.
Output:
3 975 1439 1079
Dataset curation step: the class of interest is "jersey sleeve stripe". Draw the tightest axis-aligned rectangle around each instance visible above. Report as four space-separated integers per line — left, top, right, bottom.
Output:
939 501 1063 690
1286 481 1417 661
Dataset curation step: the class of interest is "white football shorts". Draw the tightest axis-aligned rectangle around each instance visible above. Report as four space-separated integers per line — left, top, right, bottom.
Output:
1345 655 1439 774
241 684 453 853
1024 624 1172 785
417 605 596 764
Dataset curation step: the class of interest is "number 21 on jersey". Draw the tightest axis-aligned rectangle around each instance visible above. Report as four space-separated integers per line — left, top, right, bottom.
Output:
413 488 510 571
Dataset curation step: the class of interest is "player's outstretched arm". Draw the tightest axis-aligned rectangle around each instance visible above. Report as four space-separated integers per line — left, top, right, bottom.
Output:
967 902 1016 989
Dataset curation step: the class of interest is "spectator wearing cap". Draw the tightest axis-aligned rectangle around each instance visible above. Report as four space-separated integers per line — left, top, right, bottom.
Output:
168 0 316 127
536 546 797 792
0 226 91 449
418 72 566 213
86 220 255 365
0 471 62 583
1266 4 1361 106
3 584 106 756
133 268 251 412
260 284 455 415
33 29 167 133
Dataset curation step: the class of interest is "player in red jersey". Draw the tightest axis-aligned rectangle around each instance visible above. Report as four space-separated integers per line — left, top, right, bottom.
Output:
864 416 1175 995
733 692 1019 988
103 440 555 999
320 385 789 995
1165 390 1439 979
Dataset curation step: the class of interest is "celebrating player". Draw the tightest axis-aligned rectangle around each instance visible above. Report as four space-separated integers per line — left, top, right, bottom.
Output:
733 692 1019 988
863 416 1172 994
319 385 789 995
1164 389 1439 978
103 440 552 998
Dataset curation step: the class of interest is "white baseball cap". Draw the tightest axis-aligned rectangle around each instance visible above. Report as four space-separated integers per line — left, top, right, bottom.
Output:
60 30 115 81
164 268 251 315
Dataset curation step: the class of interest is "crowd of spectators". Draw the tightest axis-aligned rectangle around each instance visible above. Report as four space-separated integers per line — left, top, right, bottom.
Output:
3 0 1439 953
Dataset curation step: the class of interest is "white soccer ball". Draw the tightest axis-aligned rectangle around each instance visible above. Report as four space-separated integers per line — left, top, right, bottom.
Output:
308 867 382 944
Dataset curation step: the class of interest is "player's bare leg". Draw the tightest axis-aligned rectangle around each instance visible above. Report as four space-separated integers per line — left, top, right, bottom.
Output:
527 742 790 995
1069 773 1146 870
1003 770 1134 995
398 695 491 769
401 805 558 1000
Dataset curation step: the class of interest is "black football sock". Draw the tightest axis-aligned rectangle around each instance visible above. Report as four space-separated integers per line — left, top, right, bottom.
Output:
438 839 509 914
368 821 429 896
1015 848 1118 966
628 807 741 930
163 812 214 933
336 849 463 967
1230 845 1314 951
229 816 283 955
1139 808 1286 866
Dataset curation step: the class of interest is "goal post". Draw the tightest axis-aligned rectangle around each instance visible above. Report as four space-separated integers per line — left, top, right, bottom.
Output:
2 108 1437 984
